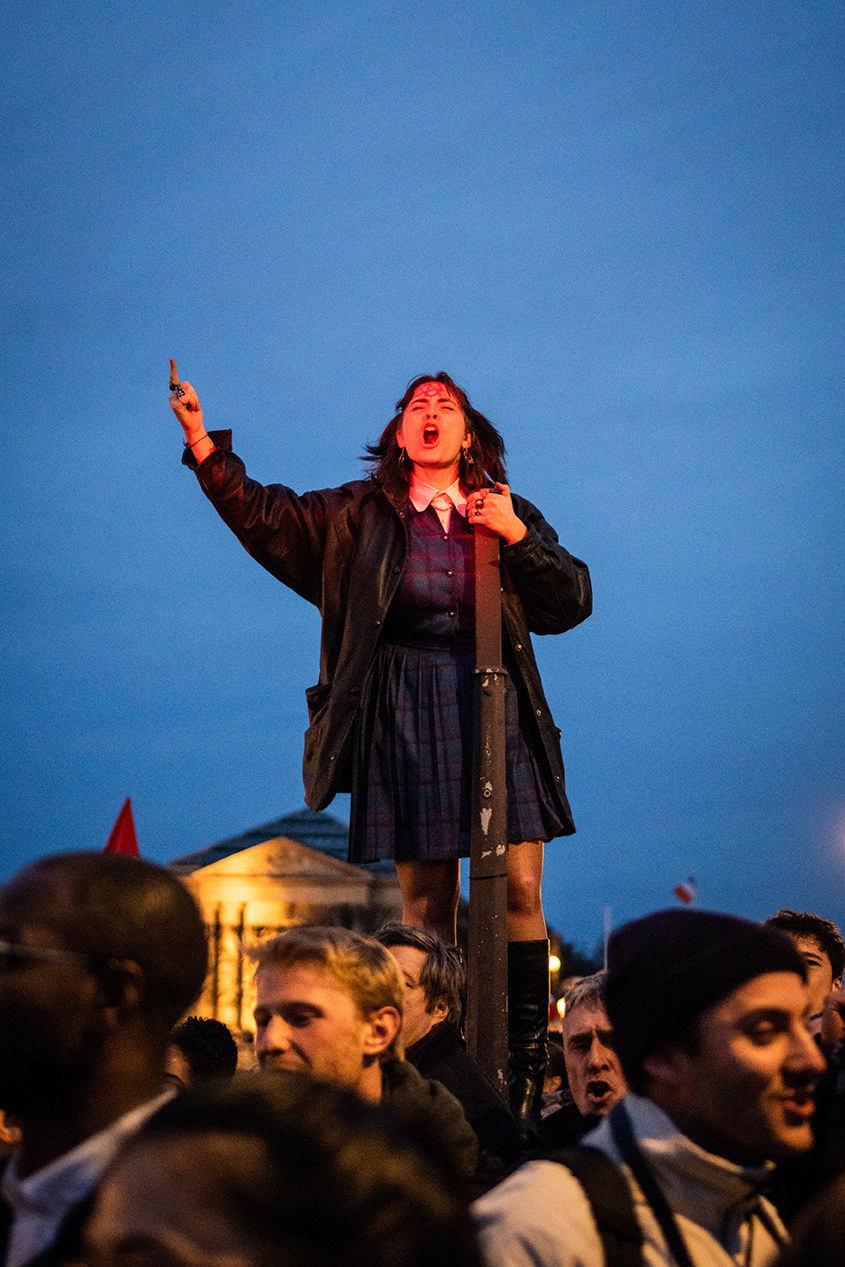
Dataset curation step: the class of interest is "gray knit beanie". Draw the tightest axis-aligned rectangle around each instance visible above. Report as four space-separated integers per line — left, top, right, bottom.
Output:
605 908 807 1084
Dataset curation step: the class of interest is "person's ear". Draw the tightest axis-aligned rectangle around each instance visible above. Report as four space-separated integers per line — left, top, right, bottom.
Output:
364 1006 402 1058
91 959 145 1033
642 1038 691 1089
430 996 450 1025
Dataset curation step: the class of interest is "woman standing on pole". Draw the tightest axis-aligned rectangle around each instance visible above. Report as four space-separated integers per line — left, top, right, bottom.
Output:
171 366 591 1129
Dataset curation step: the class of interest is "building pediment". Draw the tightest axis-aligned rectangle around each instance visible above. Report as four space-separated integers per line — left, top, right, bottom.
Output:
169 808 403 1032
186 835 369 882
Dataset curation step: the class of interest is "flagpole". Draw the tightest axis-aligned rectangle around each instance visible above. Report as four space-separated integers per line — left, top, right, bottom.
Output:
603 905 612 970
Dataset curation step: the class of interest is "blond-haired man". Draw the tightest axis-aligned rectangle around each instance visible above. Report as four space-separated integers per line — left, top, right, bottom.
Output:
251 926 478 1178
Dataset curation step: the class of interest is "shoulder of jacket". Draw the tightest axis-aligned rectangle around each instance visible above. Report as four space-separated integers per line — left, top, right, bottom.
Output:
323 478 397 511
473 1159 606 1266
337 477 380 496
509 490 545 519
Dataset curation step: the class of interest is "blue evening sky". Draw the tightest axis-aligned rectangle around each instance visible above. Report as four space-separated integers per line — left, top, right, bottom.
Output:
2 0 843 953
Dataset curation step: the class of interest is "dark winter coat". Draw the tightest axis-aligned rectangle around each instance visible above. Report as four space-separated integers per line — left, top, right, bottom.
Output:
380 1056 480 1183
186 433 592 819
406 1020 522 1169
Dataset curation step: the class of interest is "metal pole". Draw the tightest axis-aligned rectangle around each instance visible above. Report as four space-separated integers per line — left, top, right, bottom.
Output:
466 524 509 1096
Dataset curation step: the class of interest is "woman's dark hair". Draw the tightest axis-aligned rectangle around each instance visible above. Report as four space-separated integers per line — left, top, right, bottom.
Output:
363 372 507 493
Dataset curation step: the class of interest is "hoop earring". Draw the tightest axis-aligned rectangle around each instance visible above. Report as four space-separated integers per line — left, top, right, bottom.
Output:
460 445 474 467
398 446 409 467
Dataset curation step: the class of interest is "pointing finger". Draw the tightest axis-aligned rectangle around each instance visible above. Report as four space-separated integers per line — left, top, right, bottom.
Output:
169 357 186 401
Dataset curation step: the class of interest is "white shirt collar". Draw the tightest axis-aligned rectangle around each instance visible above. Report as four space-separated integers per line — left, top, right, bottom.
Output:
408 475 468 518
2 1091 173 1267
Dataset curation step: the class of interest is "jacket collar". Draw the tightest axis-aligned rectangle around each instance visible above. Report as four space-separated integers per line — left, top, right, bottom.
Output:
377 476 410 513
591 1093 779 1241
406 1019 462 1068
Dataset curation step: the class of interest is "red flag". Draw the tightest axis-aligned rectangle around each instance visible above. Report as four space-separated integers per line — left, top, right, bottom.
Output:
673 878 696 905
105 798 139 856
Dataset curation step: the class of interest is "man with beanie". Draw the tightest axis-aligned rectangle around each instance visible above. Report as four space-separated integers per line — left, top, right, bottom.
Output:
474 908 826 1266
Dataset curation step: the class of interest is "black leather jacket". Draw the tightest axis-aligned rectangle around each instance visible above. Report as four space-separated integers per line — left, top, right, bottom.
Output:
187 432 592 820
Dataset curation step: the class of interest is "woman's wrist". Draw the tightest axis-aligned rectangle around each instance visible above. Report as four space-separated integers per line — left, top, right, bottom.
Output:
502 521 527 545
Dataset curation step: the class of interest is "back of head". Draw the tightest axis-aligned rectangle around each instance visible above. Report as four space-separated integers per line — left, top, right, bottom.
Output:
0 852 208 1030
92 1070 484 1267
170 1016 238 1081
375 922 464 1024
251 925 404 1028
605 908 805 1091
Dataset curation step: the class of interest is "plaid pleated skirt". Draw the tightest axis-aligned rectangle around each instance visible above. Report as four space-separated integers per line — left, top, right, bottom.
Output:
347 639 568 863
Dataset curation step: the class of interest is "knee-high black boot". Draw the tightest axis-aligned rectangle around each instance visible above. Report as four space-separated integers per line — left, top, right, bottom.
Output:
507 938 549 1136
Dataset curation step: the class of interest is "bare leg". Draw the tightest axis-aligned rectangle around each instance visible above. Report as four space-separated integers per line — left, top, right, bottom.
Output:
506 840 546 942
394 859 461 943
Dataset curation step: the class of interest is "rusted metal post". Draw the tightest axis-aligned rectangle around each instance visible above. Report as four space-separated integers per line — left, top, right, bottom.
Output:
466 523 509 1096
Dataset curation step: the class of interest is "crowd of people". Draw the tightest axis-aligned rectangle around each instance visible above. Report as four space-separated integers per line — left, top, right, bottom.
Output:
1 371 838 1263
1 850 845 1266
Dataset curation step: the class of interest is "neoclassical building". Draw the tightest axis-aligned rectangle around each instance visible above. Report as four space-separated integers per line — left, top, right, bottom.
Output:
169 807 402 1035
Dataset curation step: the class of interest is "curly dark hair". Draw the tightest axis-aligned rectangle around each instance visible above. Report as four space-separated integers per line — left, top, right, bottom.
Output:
765 909 845 982
170 1016 239 1081
363 373 507 494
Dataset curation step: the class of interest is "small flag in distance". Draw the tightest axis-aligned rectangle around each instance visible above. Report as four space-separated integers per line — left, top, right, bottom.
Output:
673 877 696 905
104 798 139 857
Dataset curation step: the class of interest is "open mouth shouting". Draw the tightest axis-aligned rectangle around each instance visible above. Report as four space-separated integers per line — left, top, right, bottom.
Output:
397 382 468 471
584 1079 615 1111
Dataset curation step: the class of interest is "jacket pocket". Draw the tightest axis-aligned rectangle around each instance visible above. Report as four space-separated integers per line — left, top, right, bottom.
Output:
304 681 332 726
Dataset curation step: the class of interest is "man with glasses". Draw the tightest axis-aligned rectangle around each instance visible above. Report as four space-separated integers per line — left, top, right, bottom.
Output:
0 851 208 1267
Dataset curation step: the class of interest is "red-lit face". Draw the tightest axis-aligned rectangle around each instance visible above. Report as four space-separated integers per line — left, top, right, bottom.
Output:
396 383 470 477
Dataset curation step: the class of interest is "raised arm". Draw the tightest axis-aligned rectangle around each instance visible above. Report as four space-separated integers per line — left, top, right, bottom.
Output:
169 361 359 607
169 358 216 466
